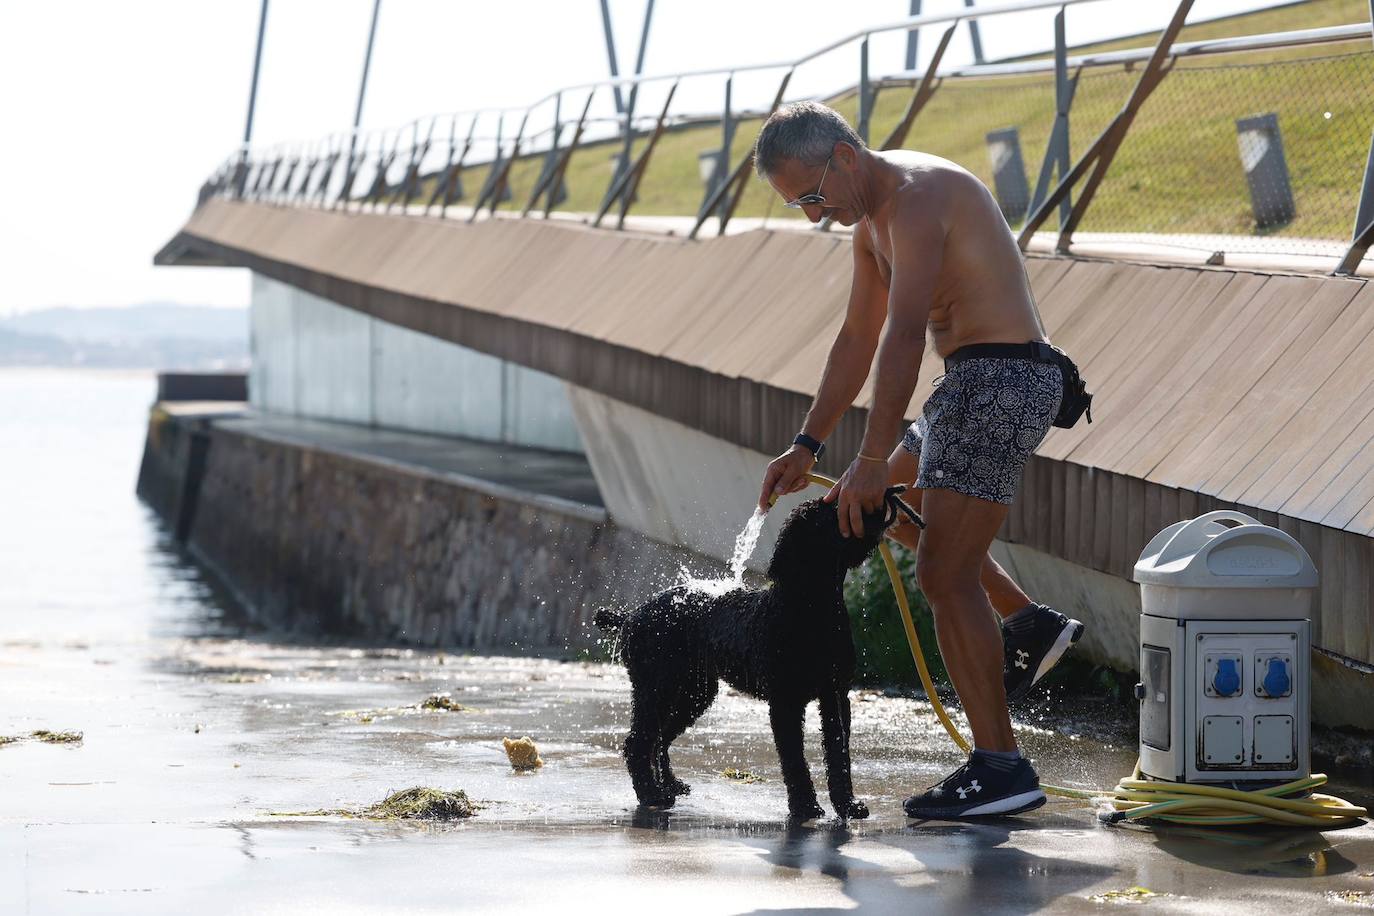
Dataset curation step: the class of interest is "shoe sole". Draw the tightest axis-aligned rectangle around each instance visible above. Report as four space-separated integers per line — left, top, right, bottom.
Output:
906 789 1048 820
1031 619 1085 686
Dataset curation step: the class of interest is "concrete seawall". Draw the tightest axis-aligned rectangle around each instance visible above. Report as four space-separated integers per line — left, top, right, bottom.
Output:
137 405 704 654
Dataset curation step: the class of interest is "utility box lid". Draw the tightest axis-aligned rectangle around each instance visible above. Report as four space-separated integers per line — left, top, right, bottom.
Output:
1134 511 1317 620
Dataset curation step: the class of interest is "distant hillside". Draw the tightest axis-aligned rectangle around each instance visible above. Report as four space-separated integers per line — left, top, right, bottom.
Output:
0 304 248 370
3 303 247 343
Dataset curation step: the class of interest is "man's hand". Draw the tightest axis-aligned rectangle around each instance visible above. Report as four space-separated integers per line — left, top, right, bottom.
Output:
824 456 888 538
759 445 816 511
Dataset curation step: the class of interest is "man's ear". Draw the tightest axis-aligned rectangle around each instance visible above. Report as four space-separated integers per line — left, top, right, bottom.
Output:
834 140 858 170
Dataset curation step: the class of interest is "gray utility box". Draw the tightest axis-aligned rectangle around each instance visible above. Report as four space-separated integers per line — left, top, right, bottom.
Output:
1133 510 1317 785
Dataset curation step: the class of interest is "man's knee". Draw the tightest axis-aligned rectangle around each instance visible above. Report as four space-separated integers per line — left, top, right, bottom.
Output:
915 544 980 607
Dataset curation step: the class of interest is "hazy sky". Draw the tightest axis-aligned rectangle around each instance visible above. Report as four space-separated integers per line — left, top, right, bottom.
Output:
0 0 1306 315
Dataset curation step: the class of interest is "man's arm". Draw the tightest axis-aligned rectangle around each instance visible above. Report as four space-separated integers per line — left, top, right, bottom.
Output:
833 192 946 536
861 204 944 457
802 227 890 441
757 228 889 510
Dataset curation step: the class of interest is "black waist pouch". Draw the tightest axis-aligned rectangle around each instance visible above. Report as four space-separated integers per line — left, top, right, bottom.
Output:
1044 345 1093 429
945 341 1093 429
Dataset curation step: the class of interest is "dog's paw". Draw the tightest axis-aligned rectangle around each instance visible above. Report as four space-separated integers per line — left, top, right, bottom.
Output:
636 794 676 810
834 797 870 821
787 799 825 822
666 777 692 797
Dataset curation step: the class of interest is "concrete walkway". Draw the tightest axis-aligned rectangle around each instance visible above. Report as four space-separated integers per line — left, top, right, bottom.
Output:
199 406 605 511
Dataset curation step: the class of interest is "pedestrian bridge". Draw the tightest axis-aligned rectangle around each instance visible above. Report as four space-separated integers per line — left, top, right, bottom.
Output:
157 197 1374 726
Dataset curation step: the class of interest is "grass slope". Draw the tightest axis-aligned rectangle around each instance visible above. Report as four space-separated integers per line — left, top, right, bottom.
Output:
418 0 1369 240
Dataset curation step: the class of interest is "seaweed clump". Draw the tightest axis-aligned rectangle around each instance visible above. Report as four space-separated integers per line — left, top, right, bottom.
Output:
272 787 480 820
420 695 464 712
31 730 83 744
362 787 479 820
721 768 765 783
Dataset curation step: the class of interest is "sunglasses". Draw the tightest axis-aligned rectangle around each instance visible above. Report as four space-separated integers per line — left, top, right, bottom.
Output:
782 157 830 209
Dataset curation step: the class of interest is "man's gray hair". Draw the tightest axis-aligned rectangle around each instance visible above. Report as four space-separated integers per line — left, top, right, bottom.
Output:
753 101 865 178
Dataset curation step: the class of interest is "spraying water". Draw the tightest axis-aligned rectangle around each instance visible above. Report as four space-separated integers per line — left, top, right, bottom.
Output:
678 508 767 597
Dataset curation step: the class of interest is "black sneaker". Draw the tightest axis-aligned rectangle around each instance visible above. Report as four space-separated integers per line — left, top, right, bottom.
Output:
903 754 1046 819
1003 605 1085 703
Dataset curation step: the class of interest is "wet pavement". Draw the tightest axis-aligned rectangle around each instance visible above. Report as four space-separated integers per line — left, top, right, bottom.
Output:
5 621 1374 914
4 370 1374 914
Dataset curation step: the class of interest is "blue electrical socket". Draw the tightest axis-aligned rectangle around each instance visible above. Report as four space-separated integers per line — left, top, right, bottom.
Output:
1212 657 1242 697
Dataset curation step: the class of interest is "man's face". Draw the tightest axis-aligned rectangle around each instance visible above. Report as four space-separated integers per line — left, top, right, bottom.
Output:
765 149 859 227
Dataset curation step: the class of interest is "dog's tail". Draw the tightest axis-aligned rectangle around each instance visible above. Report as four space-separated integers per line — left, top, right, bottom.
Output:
592 608 626 632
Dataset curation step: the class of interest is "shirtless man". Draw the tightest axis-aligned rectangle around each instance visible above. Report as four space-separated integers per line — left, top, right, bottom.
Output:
754 102 1085 819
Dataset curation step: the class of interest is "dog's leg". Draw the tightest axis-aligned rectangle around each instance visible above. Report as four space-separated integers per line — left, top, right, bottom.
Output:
657 677 717 797
820 689 869 820
625 694 672 807
769 701 823 820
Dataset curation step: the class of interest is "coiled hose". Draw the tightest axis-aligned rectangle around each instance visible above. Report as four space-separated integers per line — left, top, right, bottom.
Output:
798 472 1367 828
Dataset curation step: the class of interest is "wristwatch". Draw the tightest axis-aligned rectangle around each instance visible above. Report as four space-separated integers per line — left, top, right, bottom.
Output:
792 432 825 461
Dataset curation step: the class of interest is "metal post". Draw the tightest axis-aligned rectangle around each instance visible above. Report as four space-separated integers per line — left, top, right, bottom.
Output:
476 110 528 220
1018 0 1195 252
1028 7 1079 225
964 0 985 65
532 92 567 214
598 0 625 115
1333 1 1374 274
689 69 795 240
595 80 678 229
433 114 478 216
237 0 269 198
879 21 956 151
858 36 872 145
605 0 655 204
346 0 382 175
904 0 923 70
524 90 594 218
717 75 735 222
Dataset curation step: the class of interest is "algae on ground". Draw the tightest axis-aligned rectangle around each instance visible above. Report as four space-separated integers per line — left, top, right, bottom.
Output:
1326 890 1374 907
420 695 464 712
271 787 480 821
31 730 83 744
721 768 765 783
1089 886 1161 904
362 787 479 820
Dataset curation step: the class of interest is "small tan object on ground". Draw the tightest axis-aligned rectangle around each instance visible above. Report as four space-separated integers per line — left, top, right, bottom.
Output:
503 736 543 771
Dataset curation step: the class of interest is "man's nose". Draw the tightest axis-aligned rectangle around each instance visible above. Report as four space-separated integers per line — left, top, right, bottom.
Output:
803 205 823 224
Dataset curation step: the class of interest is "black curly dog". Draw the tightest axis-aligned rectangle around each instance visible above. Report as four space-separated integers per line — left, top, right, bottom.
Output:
595 490 919 820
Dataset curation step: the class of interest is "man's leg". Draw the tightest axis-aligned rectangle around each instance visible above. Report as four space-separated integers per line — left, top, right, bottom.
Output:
912 486 1016 751
886 446 1031 619
902 484 1047 819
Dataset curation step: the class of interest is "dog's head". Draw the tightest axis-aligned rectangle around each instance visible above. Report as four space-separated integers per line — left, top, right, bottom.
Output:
766 490 908 583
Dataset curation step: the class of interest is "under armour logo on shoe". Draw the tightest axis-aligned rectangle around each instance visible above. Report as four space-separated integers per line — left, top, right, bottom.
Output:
1014 649 1030 670
956 780 982 799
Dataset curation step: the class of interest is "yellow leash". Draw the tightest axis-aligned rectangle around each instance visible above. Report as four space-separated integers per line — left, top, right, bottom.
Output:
794 472 1367 828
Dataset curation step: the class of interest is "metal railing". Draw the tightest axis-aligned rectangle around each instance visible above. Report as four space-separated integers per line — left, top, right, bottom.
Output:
200 0 1374 274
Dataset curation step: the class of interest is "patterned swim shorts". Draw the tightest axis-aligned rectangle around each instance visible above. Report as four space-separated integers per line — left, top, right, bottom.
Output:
900 357 1064 505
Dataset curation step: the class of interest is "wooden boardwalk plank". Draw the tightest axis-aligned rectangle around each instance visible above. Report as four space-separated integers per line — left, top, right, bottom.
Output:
1042 269 1224 463
1148 275 1335 490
